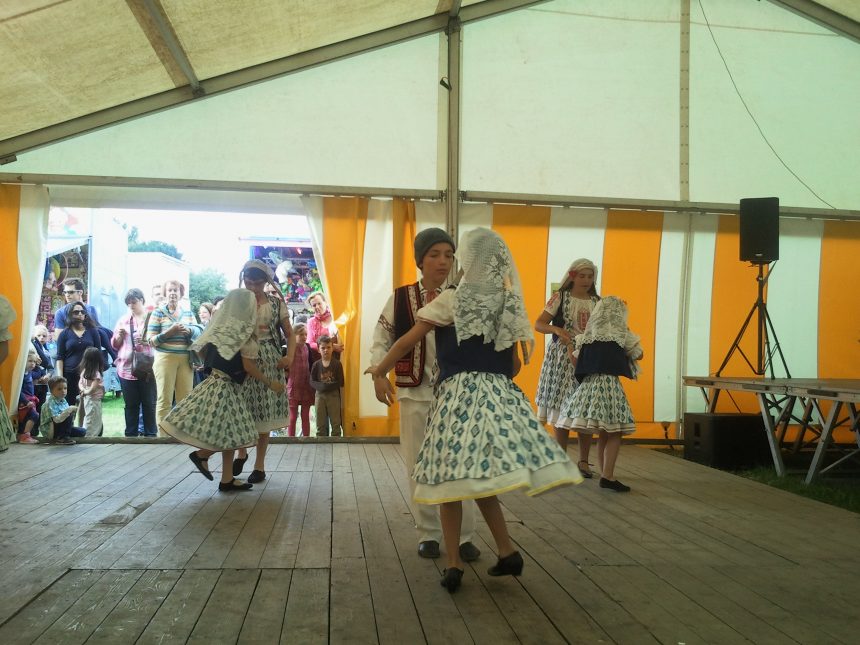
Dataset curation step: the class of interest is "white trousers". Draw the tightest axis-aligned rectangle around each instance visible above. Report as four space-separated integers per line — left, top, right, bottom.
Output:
399 398 476 545
82 397 103 437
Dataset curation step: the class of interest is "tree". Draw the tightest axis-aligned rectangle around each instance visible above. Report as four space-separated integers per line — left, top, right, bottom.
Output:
190 269 227 314
127 226 183 260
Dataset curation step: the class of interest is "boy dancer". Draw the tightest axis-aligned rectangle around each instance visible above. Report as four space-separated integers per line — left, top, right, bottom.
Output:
369 228 480 562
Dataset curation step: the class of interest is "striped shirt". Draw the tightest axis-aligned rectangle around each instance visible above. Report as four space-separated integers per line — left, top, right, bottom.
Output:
147 305 196 354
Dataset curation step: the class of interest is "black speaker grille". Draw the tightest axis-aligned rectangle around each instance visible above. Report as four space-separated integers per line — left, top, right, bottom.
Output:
739 197 779 263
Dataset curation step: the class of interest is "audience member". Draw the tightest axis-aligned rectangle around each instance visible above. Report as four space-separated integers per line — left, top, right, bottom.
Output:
306 292 343 354
55 302 111 405
78 347 106 436
53 278 99 337
39 376 85 444
287 323 316 437
310 335 344 437
0 295 16 452
31 324 53 407
112 288 157 436
17 349 41 443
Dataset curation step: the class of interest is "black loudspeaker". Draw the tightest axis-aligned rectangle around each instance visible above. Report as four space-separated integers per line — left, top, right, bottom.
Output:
739 197 779 263
683 413 772 470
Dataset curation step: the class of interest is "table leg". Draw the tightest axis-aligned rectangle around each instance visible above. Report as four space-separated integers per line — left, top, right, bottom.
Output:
758 393 786 477
805 400 842 485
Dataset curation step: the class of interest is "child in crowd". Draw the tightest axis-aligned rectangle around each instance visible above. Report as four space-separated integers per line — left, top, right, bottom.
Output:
39 376 85 444
567 296 643 492
17 349 41 443
287 323 317 437
366 228 581 593
78 347 106 437
310 335 344 437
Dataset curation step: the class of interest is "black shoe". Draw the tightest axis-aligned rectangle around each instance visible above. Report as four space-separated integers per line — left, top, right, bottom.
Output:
232 456 248 476
247 469 266 484
458 541 481 562
577 460 594 479
219 478 253 492
417 540 440 559
189 451 213 481
487 551 523 577
440 568 464 593
599 477 631 492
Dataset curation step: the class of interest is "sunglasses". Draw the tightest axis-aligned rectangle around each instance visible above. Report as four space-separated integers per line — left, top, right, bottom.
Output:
63 290 81 295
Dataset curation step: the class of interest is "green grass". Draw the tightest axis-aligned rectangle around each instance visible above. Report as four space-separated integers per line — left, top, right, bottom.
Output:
655 447 860 515
101 393 127 437
738 466 860 514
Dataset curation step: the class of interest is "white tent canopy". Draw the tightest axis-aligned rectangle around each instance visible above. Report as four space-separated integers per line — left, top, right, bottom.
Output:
1 0 859 213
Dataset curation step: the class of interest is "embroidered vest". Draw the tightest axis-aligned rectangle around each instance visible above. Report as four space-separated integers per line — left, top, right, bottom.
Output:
393 282 426 387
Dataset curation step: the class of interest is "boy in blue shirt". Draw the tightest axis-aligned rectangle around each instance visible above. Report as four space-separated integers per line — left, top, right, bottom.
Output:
40 376 86 444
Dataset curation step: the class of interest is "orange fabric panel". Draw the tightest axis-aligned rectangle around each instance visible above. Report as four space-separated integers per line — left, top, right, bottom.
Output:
322 197 368 435
709 215 760 413
492 205 550 402
818 221 860 378
0 185 23 410
600 210 663 436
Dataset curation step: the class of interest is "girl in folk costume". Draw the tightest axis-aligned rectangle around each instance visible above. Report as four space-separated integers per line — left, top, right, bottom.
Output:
367 228 581 593
567 296 643 492
162 289 286 491
534 258 601 478
233 260 294 484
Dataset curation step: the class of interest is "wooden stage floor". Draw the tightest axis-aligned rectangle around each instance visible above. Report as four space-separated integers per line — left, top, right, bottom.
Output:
0 442 857 644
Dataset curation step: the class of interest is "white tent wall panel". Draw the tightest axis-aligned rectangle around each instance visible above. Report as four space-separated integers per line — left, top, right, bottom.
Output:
683 213 719 414
358 200 395 418
460 0 680 200
5 35 443 190
545 207 606 353
653 212 688 422
689 0 860 209
764 218 822 379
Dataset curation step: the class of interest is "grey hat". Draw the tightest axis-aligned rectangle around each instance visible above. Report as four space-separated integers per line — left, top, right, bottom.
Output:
414 227 455 267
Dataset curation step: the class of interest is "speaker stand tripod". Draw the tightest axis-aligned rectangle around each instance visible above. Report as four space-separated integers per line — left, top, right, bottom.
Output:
716 262 790 379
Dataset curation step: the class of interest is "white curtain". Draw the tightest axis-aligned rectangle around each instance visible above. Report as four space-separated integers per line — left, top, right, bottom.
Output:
8 185 49 407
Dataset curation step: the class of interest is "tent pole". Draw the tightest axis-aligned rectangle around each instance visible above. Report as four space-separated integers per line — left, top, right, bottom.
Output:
445 16 463 242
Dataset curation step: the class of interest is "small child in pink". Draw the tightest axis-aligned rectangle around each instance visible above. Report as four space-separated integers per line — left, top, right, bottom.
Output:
78 347 106 437
287 324 316 437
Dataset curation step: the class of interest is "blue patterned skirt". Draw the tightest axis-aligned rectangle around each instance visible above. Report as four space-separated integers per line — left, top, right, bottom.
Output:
413 371 582 504
241 340 290 433
0 395 13 451
567 373 636 434
161 371 259 451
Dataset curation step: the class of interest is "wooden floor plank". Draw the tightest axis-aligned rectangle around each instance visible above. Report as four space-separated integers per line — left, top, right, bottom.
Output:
282 568 329 644
237 568 292 645
136 569 221 645
86 568 182 644
0 569 106 644
222 471 294 570
1 443 857 645
329 557 378 644
187 568 259 644
258 470 313 569
294 469 332 569
32 569 144 645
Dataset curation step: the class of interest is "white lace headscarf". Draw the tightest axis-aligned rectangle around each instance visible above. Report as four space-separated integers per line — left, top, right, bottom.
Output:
575 295 640 351
558 258 599 294
191 288 257 360
453 228 535 362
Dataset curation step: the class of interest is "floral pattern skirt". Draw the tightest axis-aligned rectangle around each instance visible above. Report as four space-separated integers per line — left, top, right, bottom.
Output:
413 371 582 504
161 371 258 451
567 373 636 434
241 340 290 433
